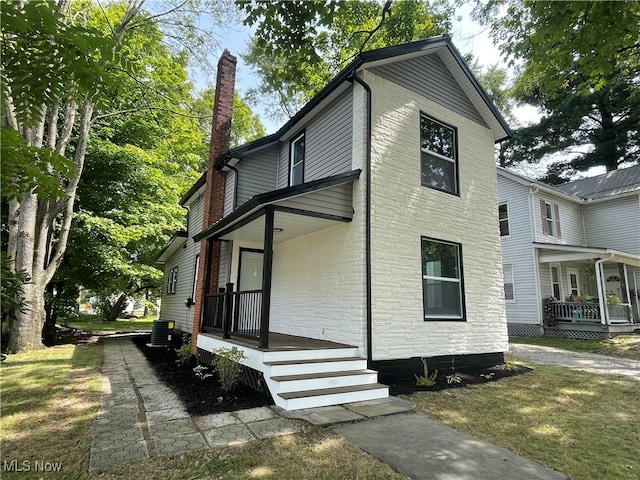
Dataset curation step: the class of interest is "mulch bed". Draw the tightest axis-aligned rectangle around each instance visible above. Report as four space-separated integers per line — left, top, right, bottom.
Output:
133 334 530 416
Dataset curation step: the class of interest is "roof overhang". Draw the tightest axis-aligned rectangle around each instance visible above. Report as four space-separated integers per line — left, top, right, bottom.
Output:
534 242 640 268
193 170 362 244
156 231 188 264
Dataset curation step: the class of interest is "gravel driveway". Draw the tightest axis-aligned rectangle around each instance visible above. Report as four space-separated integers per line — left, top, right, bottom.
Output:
508 343 640 381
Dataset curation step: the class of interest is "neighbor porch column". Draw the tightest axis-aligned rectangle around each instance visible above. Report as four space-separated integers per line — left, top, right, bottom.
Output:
259 207 275 349
595 259 608 326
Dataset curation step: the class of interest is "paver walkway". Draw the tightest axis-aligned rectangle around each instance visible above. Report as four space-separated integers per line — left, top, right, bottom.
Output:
508 343 640 380
90 336 299 470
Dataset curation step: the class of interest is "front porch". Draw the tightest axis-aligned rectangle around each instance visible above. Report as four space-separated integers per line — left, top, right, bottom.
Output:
196 331 388 411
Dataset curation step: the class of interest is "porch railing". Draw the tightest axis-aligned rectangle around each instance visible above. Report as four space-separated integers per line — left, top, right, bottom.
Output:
550 301 633 324
201 283 264 344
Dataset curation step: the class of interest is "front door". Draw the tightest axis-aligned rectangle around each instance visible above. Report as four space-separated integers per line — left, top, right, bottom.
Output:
567 268 580 298
238 249 264 291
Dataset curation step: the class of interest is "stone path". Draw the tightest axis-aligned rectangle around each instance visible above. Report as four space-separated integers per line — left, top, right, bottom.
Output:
508 343 640 381
90 337 300 470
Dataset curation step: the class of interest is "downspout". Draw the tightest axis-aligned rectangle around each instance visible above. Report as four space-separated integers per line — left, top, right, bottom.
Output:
351 71 373 367
528 186 543 332
595 253 614 327
220 156 239 210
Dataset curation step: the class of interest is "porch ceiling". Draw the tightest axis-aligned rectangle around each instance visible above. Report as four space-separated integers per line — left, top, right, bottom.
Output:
534 242 640 267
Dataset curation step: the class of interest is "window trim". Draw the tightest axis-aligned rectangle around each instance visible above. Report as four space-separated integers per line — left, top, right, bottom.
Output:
289 131 305 187
421 236 466 322
567 267 580 297
540 199 562 238
550 263 562 300
167 267 178 294
191 255 199 302
503 263 515 303
498 202 510 237
419 113 459 196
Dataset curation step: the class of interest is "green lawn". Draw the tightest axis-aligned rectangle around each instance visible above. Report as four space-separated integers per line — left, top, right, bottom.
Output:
406 361 640 480
510 334 640 361
67 313 156 332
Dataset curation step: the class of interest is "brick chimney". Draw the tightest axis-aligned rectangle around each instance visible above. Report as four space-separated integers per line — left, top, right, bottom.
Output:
192 49 237 345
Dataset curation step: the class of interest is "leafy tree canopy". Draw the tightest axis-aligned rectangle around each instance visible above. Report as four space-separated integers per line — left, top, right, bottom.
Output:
239 0 458 117
474 0 639 177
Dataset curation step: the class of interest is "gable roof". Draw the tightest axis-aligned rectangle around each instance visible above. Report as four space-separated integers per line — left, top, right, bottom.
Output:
496 166 582 203
217 35 512 168
554 165 640 200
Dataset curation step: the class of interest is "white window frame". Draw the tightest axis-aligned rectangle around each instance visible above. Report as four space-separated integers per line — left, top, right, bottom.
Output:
544 201 555 236
167 267 178 294
420 114 458 195
503 263 515 302
499 202 510 237
421 237 465 321
550 263 562 300
289 132 305 186
191 255 200 302
567 268 580 297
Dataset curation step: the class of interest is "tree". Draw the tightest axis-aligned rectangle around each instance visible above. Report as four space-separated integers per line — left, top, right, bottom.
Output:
1 0 238 353
239 0 458 117
474 0 640 176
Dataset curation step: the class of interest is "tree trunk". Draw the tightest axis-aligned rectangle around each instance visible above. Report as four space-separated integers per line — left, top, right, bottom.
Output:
8 279 47 352
105 294 127 322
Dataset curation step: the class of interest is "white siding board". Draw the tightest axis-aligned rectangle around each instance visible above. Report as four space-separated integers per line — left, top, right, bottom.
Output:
532 192 584 245
497 175 539 325
583 195 640 254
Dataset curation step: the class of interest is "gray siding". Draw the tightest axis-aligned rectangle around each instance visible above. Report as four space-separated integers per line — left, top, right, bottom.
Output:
277 89 353 189
218 240 232 287
158 193 204 333
532 192 584 245
584 195 640 254
275 183 354 218
370 53 486 127
224 170 235 216
236 145 279 206
498 175 539 325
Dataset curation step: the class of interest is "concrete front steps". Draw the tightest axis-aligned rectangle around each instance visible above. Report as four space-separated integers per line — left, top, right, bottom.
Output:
263 352 388 411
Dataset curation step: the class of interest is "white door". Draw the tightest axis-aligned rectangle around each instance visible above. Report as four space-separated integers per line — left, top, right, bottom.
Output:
605 276 622 299
239 250 263 291
567 268 580 298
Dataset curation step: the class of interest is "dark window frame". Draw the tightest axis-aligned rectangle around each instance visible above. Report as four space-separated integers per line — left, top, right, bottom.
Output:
288 131 305 187
499 202 510 236
419 113 459 196
420 236 466 322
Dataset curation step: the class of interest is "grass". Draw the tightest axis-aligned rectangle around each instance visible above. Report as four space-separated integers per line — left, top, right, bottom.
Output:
510 334 640 361
91 432 407 480
0 342 104 479
405 361 640 480
0 342 405 480
67 313 156 332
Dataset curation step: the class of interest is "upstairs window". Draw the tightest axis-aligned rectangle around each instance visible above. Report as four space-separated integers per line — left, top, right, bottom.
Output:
499 203 510 236
540 200 561 238
167 267 178 294
420 114 458 195
421 237 465 321
289 132 305 186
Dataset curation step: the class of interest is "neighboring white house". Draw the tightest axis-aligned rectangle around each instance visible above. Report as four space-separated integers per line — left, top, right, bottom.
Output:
158 36 512 410
497 165 640 339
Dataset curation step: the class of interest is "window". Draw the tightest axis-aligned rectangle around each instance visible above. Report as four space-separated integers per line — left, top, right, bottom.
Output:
191 255 200 302
421 237 465 320
167 267 178 294
420 114 458 195
498 203 509 236
503 264 515 301
540 200 561 238
289 133 305 186
567 268 580 297
550 264 561 299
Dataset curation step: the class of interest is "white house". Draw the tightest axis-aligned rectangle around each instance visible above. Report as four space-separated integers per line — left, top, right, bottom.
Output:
497 165 640 339
157 36 512 410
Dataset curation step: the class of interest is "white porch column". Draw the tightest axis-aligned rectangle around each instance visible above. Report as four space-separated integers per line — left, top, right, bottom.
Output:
595 259 608 326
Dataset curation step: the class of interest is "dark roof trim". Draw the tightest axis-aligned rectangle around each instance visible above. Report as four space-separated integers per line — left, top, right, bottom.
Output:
215 35 511 169
180 173 206 205
156 230 188 263
193 169 362 242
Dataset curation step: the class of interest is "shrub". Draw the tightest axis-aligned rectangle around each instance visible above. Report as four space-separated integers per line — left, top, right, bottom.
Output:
212 347 247 392
415 358 438 387
176 333 193 366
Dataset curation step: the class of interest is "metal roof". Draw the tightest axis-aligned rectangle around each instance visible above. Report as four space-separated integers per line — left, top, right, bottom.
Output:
555 165 640 200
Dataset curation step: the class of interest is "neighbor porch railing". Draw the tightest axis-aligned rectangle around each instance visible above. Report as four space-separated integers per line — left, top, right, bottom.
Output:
201 283 264 344
550 301 633 324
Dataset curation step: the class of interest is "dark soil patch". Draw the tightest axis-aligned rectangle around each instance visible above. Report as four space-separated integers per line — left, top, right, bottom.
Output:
132 334 530 415
132 335 273 416
388 363 532 396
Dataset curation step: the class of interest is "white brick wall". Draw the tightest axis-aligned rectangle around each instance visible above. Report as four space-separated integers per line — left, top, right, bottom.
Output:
365 70 508 360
